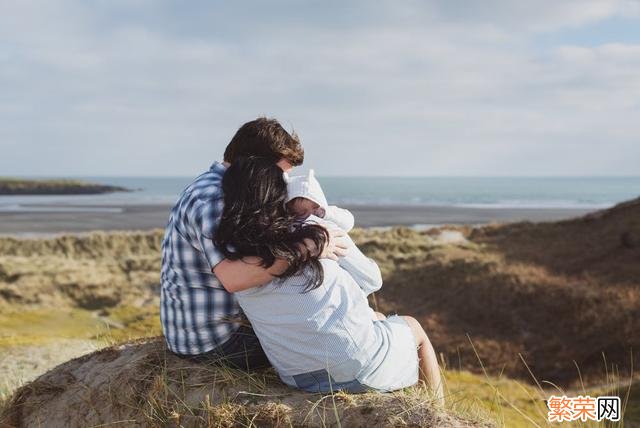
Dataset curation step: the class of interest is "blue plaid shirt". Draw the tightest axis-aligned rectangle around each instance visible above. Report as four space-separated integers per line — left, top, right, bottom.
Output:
160 161 242 355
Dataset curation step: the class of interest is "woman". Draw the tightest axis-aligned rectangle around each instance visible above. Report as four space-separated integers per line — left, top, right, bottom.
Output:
215 157 444 403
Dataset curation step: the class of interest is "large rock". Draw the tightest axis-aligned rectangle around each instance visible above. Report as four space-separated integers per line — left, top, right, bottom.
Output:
1 337 490 427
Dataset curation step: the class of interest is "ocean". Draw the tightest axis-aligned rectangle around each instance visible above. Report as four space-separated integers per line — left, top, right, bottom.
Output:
1 176 639 213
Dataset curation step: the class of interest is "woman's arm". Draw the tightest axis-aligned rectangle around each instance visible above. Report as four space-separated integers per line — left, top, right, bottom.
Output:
336 232 382 295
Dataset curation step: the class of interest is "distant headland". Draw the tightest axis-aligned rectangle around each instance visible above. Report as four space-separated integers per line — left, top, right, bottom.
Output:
0 178 131 195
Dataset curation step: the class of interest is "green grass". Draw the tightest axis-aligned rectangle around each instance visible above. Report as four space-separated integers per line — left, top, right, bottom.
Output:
444 369 639 427
445 370 546 427
0 306 161 348
0 309 105 347
96 305 162 342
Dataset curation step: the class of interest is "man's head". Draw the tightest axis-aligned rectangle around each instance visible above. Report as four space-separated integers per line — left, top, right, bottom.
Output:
224 117 303 172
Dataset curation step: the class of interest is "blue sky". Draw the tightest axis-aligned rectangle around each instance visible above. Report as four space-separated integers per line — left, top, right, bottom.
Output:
1 0 639 177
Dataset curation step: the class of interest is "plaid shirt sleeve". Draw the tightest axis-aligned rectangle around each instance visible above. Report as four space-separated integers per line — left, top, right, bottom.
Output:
188 199 225 274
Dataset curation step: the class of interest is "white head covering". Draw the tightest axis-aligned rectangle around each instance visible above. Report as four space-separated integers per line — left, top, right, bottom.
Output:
284 169 328 208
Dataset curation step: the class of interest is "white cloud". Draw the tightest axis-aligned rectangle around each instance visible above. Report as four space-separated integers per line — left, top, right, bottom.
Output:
0 0 639 176
430 0 640 31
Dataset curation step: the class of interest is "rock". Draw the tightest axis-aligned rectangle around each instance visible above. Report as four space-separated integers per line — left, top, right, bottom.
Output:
0 178 130 195
1 337 491 428
433 230 469 246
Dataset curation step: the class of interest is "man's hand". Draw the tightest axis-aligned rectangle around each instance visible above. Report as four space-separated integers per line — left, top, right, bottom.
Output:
320 228 349 261
216 228 349 293
213 257 288 293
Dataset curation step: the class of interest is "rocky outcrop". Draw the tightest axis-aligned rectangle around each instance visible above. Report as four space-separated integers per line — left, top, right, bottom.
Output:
1 338 490 428
0 178 130 195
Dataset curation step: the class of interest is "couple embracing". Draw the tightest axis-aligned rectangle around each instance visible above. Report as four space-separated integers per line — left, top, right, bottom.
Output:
160 118 444 404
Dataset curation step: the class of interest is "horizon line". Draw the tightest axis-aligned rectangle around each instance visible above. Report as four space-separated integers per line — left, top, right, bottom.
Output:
4 174 640 180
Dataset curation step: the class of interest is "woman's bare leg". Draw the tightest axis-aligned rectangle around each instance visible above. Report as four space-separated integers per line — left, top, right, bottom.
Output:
402 316 445 406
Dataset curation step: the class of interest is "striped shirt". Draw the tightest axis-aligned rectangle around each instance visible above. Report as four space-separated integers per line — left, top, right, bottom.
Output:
160 161 242 355
235 216 388 386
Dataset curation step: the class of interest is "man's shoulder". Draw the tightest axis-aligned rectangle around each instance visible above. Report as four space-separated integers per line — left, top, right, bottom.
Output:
168 167 225 230
175 169 224 210
187 169 224 200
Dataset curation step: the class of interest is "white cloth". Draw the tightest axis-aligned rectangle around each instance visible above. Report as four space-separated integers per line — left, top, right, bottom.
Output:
285 169 328 208
234 217 418 392
324 206 355 232
285 169 355 231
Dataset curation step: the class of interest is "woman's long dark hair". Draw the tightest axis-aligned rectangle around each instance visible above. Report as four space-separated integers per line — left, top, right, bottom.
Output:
215 156 328 290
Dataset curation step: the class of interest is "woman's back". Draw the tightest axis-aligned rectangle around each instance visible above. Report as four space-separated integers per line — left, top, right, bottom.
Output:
235 228 385 388
214 157 437 399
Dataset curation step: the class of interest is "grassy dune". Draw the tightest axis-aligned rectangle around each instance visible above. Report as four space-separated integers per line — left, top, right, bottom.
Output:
1 198 639 425
1 338 493 427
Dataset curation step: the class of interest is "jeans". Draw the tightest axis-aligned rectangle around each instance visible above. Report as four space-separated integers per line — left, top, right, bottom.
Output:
178 325 271 371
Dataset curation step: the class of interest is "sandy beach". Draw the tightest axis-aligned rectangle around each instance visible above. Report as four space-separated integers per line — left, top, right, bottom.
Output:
0 203 594 235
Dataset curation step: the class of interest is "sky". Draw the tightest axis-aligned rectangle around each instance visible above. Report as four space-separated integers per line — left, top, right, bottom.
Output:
1 0 639 177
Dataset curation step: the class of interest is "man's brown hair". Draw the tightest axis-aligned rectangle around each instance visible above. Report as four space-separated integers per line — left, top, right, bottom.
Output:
223 117 304 166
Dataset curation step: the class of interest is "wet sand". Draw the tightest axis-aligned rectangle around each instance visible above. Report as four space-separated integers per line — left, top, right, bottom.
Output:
0 203 595 236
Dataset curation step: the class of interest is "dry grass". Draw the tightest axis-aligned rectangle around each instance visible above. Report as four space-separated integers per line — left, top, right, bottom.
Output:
349 199 640 386
0 338 492 427
1 201 637 387
1 198 639 425
1 320 638 426
2 333 636 426
0 231 163 312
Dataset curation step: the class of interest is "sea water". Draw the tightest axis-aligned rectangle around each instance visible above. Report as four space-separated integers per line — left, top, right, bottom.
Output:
0 176 639 212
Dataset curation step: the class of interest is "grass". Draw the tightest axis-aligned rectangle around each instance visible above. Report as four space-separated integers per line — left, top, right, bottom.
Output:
0 306 161 348
0 357 492 426
1 222 637 386
1 337 490 427
445 370 545 427
443 337 638 428
0 306 161 415
0 309 104 347
1 207 638 425
1 305 636 426
95 305 162 342
443 364 640 427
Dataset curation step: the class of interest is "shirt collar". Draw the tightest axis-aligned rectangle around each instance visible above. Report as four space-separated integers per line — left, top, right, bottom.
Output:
209 161 228 175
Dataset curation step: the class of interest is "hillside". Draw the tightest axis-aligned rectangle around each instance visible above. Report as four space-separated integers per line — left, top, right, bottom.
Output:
0 198 639 425
0 200 639 385
363 197 640 385
0 178 130 195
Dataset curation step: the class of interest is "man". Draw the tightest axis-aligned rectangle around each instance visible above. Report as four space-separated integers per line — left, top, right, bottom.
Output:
160 117 347 370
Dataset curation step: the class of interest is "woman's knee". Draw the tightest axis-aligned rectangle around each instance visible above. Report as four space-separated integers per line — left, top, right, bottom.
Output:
401 316 428 344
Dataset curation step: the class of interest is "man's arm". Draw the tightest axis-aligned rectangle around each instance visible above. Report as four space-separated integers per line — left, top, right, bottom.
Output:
213 257 288 293
214 228 349 293
189 200 288 293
